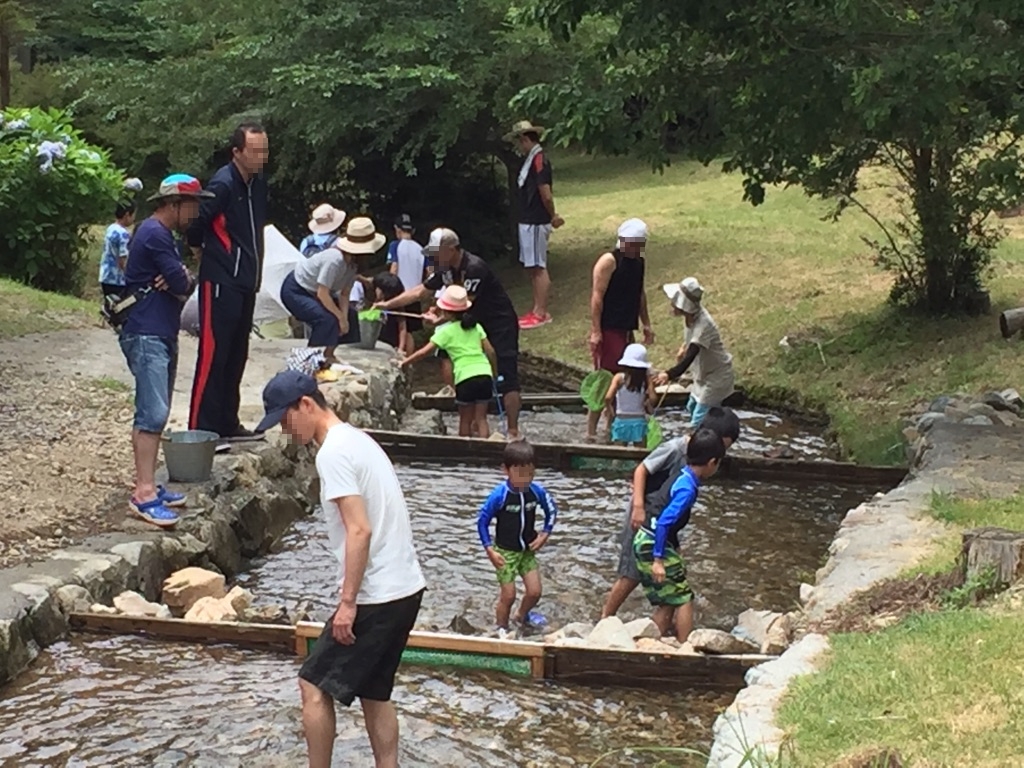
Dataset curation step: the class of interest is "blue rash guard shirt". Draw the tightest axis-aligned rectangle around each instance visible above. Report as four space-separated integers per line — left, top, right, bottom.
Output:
476 480 557 552
642 466 701 559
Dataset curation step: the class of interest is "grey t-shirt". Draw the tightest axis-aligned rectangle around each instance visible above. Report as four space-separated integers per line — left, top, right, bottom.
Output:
640 436 689 523
293 248 356 296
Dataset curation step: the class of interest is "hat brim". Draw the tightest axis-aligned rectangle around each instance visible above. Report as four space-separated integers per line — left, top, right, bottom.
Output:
255 406 288 434
147 190 216 202
504 125 546 141
308 213 346 235
437 297 472 312
339 233 386 255
617 357 651 369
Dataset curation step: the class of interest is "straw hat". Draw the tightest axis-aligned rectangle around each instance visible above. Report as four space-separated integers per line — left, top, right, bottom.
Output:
618 343 652 370
338 216 386 254
308 203 347 235
437 285 472 312
662 277 705 313
504 119 545 141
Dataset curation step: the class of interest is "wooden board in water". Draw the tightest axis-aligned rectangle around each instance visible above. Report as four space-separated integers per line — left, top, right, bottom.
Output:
68 612 296 654
411 389 746 414
364 429 906 488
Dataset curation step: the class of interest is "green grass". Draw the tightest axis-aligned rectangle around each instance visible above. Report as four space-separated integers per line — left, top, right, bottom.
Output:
0 277 100 339
778 610 1024 767
501 153 1024 464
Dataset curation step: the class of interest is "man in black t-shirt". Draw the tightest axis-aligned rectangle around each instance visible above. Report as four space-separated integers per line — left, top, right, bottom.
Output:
376 228 523 438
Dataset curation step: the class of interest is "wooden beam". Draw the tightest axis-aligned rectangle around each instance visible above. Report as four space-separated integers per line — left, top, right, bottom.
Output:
411 389 746 413
364 429 906 488
68 612 296 653
296 622 544 659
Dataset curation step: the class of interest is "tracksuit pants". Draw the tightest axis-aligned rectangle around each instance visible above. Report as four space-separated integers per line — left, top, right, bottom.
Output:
189 281 256 437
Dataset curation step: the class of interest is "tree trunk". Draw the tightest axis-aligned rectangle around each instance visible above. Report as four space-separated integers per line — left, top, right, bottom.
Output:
999 307 1024 339
0 25 11 109
961 527 1024 586
498 148 522 263
910 145 961 313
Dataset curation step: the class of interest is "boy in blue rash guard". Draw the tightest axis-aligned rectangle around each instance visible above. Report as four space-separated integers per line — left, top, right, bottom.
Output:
633 428 725 642
477 441 558 636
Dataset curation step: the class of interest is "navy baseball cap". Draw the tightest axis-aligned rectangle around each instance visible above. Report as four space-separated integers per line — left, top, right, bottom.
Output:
394 213 414 232
256 369 320 433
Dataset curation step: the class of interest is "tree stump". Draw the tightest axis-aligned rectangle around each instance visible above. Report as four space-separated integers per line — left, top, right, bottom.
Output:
998 307 1024 339
961 527 1024 585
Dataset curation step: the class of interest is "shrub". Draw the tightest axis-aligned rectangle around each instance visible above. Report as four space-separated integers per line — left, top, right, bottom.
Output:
0 107 125 294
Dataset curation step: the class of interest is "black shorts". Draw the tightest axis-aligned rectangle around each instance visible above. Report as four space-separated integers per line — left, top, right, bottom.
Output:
298 589 423 706
495 352 519 394
455 374 494 405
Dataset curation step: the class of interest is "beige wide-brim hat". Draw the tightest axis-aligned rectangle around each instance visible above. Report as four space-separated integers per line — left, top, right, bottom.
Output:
308 203 347 235
504 119 546 141
338 216 386 254
663 277 704 313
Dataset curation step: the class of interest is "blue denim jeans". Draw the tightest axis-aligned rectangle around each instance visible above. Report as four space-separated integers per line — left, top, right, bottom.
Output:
120 333 178 433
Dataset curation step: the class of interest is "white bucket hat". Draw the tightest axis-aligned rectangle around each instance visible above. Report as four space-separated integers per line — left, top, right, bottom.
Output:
308 203 347 235
338 216 386 254
662 276 704 313
617 343 652 369
617 218 649 243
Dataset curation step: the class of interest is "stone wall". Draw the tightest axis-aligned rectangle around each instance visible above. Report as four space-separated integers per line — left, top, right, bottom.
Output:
0 358 407 686
706 399 1024 767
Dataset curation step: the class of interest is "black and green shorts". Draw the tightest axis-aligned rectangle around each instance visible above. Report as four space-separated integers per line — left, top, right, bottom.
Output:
633 530 694 607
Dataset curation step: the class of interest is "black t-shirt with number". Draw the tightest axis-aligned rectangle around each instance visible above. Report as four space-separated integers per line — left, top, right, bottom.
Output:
519 151 553 225
424 250 519 353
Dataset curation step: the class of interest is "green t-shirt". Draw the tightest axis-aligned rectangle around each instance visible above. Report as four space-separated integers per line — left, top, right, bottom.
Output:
431 322 493 384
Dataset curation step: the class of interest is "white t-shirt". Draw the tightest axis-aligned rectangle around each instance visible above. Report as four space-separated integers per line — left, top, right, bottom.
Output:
316 423 426 605
390 239 425 295
684 307 734 405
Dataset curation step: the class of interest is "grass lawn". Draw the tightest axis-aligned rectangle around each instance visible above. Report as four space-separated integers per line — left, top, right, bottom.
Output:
501 154 1024 464
0 277 101 339
909 493 1024 576
777 609 1024 767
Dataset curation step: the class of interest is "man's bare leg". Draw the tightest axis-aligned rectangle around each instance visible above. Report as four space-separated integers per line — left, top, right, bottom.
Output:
362 698 400 768
529 267 551 319
601 576 640 618
300 679 336 768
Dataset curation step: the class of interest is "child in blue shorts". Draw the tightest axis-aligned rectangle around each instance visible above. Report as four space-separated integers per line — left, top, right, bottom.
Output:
633 427 724 642
476 440 558 637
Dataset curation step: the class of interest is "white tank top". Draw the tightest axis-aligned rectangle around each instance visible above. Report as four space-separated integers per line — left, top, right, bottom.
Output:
615 383 647 417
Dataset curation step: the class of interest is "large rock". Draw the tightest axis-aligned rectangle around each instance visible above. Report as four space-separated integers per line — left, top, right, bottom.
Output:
109 541 164 602
689 628 760 655
560 621 594 639
56 584 95 615
732 610 793 655
89 603 119 615
636 638 682 654
113 590 171 619
9 582 66 646
161 567 226 615
623 618 661 640
185 595 238 623
241 604 291 625
585 617 636 650
225 586 253 614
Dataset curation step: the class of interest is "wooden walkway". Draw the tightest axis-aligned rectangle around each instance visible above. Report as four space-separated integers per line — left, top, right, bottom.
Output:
411 389 746 413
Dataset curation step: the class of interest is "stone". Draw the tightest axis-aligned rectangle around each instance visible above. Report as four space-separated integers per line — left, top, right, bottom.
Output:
89 603 119 615
994 410 1020 428
1000 388 1023 407
50 552 131 604
113 590 171 618
9 582 66 646
962 416 994 427
798 581 815 606
967 402 999 419
689 628 760 655
224 586 253 614
448 614 477 635
635 638 678 654
622 618 661 640
762 614 793 655
161 567 226 615
678 641 698 655
901 426 919 444
290 598 315 625
0 618 38 686
552 637 590 648
175 533 208 563
241 604 291 625
559 621 594 639
585 617 636 650
915 412 947 433
109 541 164 602
981 392 1018 413
927 395 952 413
184 596 238 623
55 584 94 615
732 609 791 654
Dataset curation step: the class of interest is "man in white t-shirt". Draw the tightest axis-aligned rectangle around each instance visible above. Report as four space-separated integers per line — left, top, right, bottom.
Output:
255 369 426 768
385 214 425 354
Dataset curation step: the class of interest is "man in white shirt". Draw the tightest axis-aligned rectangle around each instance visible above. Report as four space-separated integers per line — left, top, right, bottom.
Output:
256 370 426 768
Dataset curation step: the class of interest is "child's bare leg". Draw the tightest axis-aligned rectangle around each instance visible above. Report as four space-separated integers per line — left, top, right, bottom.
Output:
496 582 516 629
586 409 601 438
457 405 473 437
674 602 694 643
652 605 674 636
514 569 542 624
474 402 490 439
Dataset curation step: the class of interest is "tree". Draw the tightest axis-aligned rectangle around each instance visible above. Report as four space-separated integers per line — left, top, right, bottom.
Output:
520 0 1024 315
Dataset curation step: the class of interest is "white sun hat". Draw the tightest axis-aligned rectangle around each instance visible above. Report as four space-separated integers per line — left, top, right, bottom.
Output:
617 218 649 242
662 276 704 313
617 343 652 369
307 203 347 235
338 216 386 254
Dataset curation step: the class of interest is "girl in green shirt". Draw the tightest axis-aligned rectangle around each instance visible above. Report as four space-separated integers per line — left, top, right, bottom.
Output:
401 285 497 437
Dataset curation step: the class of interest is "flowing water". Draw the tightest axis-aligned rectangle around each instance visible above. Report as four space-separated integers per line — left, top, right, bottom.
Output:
0 636 728 767
239 463 875 633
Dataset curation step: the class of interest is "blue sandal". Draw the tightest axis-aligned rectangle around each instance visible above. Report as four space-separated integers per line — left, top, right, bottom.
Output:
129 497 179 528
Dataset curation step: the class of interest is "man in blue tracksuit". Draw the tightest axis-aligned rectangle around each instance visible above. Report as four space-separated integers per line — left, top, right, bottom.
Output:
186 122 269 441
476 441 557 636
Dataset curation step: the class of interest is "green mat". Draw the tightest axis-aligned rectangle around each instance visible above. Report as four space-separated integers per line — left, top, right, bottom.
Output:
580 369 614 412
303 637 532 677
569 456 638 473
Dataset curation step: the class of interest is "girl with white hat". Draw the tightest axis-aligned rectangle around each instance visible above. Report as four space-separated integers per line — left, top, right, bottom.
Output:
400 285 498 438
604 343 656 447
656 277 734 428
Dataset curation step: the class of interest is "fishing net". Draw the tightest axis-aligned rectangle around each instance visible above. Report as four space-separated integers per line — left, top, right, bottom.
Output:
579 369 614 412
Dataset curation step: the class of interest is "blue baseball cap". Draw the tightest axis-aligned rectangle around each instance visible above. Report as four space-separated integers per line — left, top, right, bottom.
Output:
256 369 320 433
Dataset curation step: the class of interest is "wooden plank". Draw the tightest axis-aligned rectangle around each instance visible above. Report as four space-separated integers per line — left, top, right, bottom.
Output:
411 389 746 413
546 645 766 694
291 622 548 659
68 613 296 654
364 429 906 488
